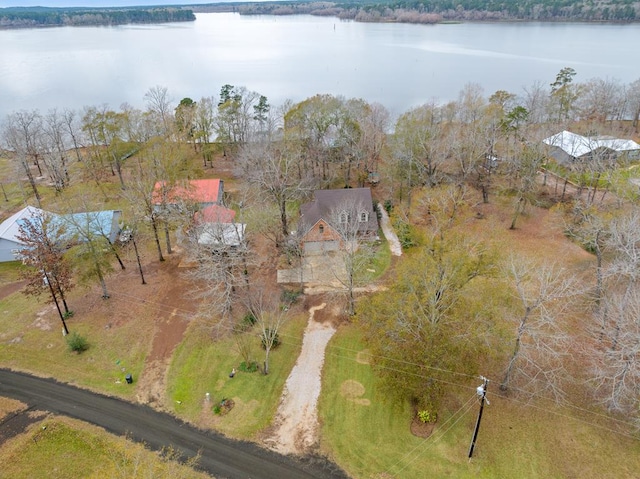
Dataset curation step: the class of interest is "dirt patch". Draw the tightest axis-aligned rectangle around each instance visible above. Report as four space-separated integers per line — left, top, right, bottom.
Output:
410 416 436 438
0 280 26 301
339 380 370 406
31 306 55 331
125 256 194 408
356 349 371 365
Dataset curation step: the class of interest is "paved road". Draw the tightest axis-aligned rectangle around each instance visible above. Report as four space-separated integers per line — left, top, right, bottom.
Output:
0 369 348 479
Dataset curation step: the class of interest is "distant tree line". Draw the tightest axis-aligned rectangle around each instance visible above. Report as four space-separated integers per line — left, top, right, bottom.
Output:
0 7 195 29
238 0 639 23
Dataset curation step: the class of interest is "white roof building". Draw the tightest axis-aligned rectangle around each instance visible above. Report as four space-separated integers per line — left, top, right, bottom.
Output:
543 130 640 165
0 206 46 262
197 223 246 248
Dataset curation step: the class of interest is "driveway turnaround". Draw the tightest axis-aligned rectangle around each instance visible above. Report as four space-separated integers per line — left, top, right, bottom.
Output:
0 369 348 479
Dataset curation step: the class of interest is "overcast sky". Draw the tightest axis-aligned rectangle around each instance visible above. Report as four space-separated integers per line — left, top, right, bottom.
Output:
0 1 223 7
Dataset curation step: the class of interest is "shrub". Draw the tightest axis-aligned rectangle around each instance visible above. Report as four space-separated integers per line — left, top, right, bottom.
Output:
417 409 437 423
384 199 393 213
66 331 88 353
242 313 256 328
393 216 419 249
239 360 259 373
213 398 234 415
63 310 74 319
281 288 302 305
261 329 281 350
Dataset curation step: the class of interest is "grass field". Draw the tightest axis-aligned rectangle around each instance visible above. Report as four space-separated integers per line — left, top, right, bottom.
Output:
319 324 640 479
167 311 308 439
0 415 211 479
0 264 152 399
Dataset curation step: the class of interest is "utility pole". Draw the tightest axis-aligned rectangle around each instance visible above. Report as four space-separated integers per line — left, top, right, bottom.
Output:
468 376 489 459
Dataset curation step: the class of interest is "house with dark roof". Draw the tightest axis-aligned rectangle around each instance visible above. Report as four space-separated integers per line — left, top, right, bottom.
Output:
298 188 378 254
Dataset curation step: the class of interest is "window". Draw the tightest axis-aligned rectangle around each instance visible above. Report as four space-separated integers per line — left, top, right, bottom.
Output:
319 224 324 234
359 211 368 222
339 211 349 223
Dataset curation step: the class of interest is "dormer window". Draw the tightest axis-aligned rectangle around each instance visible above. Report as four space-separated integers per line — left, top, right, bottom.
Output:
359 211 368 222
339 211 350 223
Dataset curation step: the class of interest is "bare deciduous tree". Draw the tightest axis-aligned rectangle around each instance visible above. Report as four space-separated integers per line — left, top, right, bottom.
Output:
1 110 43 206
238 134 315 242
326 197 378 316
144 85 173 135
184 217 249 324
42 108 71 191
243 285 290 375
500 256 578 402
590 288 640 416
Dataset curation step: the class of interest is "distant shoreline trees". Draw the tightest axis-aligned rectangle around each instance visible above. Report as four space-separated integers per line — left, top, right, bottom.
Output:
0 7 195 29
235 0 639 24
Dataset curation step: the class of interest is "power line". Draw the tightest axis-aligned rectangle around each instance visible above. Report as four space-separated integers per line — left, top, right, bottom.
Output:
104 289 640 436
487 391 640 442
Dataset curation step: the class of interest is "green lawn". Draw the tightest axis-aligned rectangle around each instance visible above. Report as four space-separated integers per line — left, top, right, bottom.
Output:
319 324 640 479
0 284 152 399
0 261 26 285
167 312 308 439
0 416 210 479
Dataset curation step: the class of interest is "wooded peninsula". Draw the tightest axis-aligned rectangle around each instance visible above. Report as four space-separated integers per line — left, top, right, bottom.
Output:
0 6 195 29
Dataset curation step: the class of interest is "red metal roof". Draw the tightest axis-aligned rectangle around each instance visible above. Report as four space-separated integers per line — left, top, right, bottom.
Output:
195 204 236 224
152 179 222 206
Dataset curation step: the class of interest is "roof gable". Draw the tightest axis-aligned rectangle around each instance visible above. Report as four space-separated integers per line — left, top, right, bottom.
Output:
300 188 378 235
0 206 47 243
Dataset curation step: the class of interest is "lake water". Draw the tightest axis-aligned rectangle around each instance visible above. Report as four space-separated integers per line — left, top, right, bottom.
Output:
1 13 639 118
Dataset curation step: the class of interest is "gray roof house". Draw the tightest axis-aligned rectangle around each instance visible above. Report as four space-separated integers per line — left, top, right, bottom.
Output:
298 188 379 254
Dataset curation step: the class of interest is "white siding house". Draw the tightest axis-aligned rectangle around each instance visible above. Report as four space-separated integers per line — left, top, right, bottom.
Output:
0 206 45 262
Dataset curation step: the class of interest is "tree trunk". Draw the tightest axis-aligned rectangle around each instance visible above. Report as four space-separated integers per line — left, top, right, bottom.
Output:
280 197 288 239
112 155 126 190
510 197 524 230
132 235 146 285
106 237 125 270
501 310 529 391
44 271 69 335
21 159 41 208
94 259 109 299
164 223 172 254
264 348 270 375
151 218 165 262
